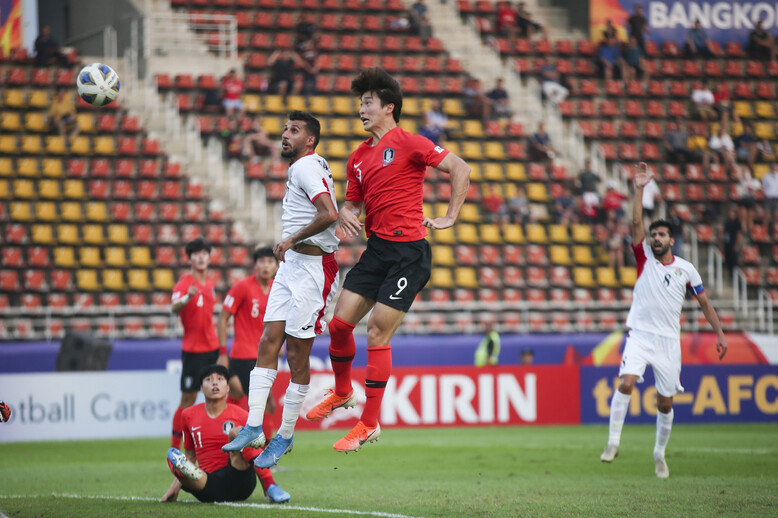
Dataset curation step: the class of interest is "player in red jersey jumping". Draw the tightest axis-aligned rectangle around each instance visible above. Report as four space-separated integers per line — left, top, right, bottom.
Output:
161 364 290 503
307 68 472 452
170 238 221 449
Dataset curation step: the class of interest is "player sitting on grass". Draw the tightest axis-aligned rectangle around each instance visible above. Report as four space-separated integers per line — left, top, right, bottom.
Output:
161 364 290 504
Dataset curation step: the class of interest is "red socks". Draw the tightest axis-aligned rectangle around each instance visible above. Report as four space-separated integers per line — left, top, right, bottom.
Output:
171 406 183 448
242 447 276 491
362 345 392 427
328 316 356 396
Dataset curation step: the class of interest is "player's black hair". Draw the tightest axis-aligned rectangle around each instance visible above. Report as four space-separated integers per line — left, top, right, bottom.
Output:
185 237 211 258
350 67 403 123
649 219 673 237
287 110 321 149
252 245 277 264
199 364 229 386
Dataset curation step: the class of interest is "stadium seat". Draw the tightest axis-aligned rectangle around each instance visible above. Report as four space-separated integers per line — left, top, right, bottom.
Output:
77 270 101 291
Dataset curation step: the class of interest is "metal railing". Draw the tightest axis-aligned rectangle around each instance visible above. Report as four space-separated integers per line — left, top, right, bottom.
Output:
144 11 237 61
733 267 748 314
757 289 775 336
707 245 724 295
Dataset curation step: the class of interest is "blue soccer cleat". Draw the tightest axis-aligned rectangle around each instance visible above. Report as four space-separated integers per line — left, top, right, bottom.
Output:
266 483 291 503
222 425 265 452
167 448 203 480
254 434 294 468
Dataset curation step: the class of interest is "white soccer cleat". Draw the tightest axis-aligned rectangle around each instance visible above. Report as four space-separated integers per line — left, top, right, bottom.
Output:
654 454 669 479
600 443 619 463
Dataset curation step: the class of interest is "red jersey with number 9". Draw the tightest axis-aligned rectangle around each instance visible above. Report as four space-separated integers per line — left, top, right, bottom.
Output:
222 276 273 359
346 127 449 241
172 274 219 353
182 403 259 473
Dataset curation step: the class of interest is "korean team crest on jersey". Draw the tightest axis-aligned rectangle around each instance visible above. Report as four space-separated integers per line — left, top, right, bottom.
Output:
382 147 395 165
223 420 236 434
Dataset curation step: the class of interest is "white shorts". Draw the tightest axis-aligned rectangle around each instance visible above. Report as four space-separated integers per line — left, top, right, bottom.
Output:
223 98 244 111
264 249 339 339
619 329 684 397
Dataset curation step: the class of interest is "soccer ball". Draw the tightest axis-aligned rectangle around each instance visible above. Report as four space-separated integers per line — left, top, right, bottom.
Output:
0 400 10 422
76 63 120 107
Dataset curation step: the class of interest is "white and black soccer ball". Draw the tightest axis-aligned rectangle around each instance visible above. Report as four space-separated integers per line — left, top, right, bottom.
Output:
76 63 120 107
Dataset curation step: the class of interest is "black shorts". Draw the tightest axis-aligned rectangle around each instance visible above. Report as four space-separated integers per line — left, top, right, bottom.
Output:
189 459 256 503
343 236 431 312
180 350 220 392
229 358 256 395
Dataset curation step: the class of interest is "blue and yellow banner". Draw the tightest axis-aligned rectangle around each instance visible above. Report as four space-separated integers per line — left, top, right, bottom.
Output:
0 0 22 57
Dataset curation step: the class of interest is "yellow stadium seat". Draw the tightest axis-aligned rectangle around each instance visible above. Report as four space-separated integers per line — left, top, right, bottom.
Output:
82 224 104 244
505 163 526 181
503 224 525 244
456 223 480 244
0 157 12 176
153 269 175 290
754 122 774 139
350 119 367 136
333 182 345 201
405 98 424 117
0 135 17 154
102 269 125 291
128 269 151 290
45 136 67 154
64 180 86 199
755 101 776 119
484 142 506 160
57 224 80 244
257 116 281 135
76 113 96 133
35 201 57 221
483 163 505 181
332 96 355 115
444 141 460 156
327 118 351 137
329 160 346 181
733 101 753 119
430 267 454 288
527 183 550 202
462 120 485 138
596 267 619 288
398 119 417 134
458 203 482 223
42 158 64 177
13 179 35 198
572 245 597 265
286 95 306 111
54 247 77 267
31 224 55 244
104 246 127 266
460 142 483 160
79 247 102 267
754 164 770 180
261 94 284 113
24 112 48 132
242 94 261 113
107 224 130 244
85 202 109 221
77 270 101 291
308 96 331 115
433 227 457 244
442 98 465 117
548 224 570 243
550 245 572 266
433 245 455 267
455 267 479 289
38 179 61 198
525 224 548 243
10 202 32 221
90 136 113 155
27 90 49 108
349 139 365 151
1 111 21 131
21 135 42 154
325 139 349 159
129 246 153 267
4 89 25 108
17 158 39 176
0 179 8 199
571 224 594 243
573 267 596 287
479 223 502 244
467 163 482 181
620 266 637 287
60 201 82 221
433 202 449 218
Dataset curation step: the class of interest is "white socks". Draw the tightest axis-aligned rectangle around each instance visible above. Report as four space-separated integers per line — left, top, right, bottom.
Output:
654 409 674 458
608 390 631 446
247 367 277 427
277 382 309 439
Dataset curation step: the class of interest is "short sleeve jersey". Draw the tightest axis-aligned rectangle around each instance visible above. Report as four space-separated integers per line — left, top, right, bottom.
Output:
222 276 273 360
182 403 249 473
172 274 219 353
625 239 704 339
221 78 244 101
282 152 339 254
346 127 449 241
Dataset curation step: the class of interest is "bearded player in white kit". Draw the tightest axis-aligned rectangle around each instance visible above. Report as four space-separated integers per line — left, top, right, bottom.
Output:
222 111 340 469
600 163 728 478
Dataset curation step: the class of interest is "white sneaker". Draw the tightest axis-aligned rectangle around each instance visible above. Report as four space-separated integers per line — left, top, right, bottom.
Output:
600 443 619 463
654 454 669 479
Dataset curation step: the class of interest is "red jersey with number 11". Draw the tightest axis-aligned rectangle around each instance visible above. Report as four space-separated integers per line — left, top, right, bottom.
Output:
346 127 449 242
222 276 273 359
182 403 257 473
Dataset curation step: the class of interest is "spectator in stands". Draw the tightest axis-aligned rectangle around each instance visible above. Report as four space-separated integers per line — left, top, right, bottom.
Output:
685 20 713 59
580 192 600 223
691 81 717 121
487 78 513 120
706 126 736 176
601 19 620 43
516 2 545 39
482 183 509 226
520 347 534 365
736 170 762 235
577 159 600 196
713 82 740 128
220 69 245 120
540 59 569 105
735 124 758 172
267 49 299 97
295 39 320 97
409 0 432 42
622 36 649 82
601 180 628 222
723 206 743 276
242 119 281 167
747 19 775 61
642 173 661 225
663 121 690 165
626 5 649 52
687 124 709 163
49 87 79 140
667 205 685 257
529 122 555 162
598 35 623 81
507 185 531 225
606 220 626 273
554 186 576 225
757 138 777 163
496 1 518 40
463 78 491 121
761 164 778 229
34 25 68 67
419 99 448 146
295 13 317 47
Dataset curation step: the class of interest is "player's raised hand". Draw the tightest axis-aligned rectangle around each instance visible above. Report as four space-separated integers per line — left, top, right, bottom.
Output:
634 162 653 189
716 332 728 360
337 208 363 237
423 215 456 230
187 285 199 298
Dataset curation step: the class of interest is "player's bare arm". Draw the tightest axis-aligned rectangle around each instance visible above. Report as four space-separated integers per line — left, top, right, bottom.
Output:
274 193 338 261
423 153 471 230
631 162 652 244
694 290 728 359
171 285 199 314
160 478 182 502
338 200 364 238
216 310 232 367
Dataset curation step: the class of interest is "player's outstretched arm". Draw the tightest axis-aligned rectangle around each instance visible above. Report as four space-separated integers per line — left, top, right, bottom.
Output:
423 153 471 230
160 478 182 502
338 200 364 238
631 162 652 244
694 290 728 359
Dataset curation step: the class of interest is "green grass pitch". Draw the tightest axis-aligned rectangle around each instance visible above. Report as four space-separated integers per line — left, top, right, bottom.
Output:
1 424 776 517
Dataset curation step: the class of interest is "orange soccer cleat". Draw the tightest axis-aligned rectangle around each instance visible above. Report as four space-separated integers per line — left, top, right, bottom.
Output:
305 389 356 421
333 421 381 453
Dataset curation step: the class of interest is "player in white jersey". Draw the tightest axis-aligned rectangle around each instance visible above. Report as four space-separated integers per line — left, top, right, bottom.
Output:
223 111 340 470
600 163 728 479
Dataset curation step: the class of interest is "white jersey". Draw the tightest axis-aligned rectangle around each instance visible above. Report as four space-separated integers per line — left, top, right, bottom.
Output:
625 239 704 339
281 152 339 254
